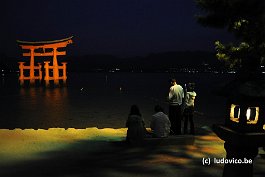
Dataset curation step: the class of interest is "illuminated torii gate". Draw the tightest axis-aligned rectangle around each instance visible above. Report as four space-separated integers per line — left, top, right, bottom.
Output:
17 36 73 86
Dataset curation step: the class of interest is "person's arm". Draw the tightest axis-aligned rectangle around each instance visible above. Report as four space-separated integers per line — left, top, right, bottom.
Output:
190 92 196 102
182 87 185 98
168 87 174 100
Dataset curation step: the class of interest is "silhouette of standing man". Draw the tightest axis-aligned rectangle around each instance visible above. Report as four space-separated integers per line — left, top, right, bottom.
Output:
168 79 184 135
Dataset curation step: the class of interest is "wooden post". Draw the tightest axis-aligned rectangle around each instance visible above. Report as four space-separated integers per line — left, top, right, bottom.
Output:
38 63 42 81
61 62 67 85
29 48 35 85
53 47 59 85
18 62 25 86
44 61 50 86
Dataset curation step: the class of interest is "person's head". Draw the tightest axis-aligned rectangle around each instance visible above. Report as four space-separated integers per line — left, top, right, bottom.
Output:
187 83 195 92
170 78 176 86
129 105 141 116
154 105 164 113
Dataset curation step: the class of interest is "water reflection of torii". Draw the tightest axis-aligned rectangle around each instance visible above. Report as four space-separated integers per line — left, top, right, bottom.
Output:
17 36 73 86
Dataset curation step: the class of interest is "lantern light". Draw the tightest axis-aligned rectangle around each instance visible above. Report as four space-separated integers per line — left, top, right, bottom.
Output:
235 106 240 118
246 107 259 124
230 104 259 125
246 108 251 120
230 104 240 123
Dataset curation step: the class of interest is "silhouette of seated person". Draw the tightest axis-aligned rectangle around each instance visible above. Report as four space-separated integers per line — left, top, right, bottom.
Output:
150 105 171 138
126 105 147 145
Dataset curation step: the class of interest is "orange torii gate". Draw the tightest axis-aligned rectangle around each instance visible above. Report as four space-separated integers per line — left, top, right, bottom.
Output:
17 36 73 86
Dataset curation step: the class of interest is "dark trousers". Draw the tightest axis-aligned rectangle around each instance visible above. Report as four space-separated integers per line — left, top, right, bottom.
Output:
183 107 195 134
169 105 182 135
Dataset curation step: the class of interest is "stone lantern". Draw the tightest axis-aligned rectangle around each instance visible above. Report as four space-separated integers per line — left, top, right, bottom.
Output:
213 77 265 177
226 82 265 133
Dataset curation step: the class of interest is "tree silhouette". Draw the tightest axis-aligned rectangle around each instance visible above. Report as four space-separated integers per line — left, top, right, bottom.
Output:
196 0 265 76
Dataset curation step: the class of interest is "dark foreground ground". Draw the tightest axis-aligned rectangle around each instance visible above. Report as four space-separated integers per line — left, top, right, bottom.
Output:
0 127 264 177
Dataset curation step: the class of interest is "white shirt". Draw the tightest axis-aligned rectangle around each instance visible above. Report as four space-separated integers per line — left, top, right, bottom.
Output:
168 84 184 105
185 91 196 107
150 112 171 138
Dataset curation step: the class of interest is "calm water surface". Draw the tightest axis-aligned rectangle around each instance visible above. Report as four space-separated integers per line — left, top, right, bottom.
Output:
0 72 235 129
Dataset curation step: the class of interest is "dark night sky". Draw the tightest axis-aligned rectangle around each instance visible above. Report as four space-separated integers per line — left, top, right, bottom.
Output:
1 0 234 58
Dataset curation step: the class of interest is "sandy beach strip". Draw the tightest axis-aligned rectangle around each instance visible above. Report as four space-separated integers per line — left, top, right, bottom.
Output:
0 127 264 177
